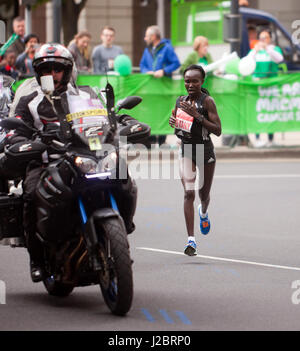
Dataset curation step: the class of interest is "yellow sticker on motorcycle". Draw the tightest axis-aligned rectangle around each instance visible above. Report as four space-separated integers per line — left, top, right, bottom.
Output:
66 109 107 122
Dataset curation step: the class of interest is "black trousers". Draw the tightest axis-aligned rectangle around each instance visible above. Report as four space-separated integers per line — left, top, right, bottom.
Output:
22 165 44 263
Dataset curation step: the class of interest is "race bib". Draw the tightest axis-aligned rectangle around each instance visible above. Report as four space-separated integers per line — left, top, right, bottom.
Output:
175 108 194 133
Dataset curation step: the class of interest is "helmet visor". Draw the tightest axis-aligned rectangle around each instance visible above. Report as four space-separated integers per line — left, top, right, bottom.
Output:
40 62 65 75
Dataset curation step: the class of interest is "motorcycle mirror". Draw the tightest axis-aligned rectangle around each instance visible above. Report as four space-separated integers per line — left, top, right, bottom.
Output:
0 117 32 131
105 82 115 110
116 96 142 112
105 82 117 132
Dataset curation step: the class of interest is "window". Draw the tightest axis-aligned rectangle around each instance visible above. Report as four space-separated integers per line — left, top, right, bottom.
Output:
171 0 230 46
274 26 296 61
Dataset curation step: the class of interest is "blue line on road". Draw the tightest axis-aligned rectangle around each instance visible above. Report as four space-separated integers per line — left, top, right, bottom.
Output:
141 308 155 322
228 268 239 276
175 311 192 325
159 309 174 324
214 267 222 273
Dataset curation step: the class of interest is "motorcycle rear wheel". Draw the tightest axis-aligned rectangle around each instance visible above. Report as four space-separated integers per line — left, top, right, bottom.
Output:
97 217 133 316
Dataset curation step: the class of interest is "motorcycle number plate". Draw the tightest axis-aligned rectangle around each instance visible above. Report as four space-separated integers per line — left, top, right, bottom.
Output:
88 137 102 150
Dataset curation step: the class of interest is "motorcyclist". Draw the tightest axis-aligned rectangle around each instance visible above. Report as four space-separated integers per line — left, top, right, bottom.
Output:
0 43 144 282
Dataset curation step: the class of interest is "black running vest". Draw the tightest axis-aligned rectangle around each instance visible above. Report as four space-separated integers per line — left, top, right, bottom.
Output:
174 93 210 144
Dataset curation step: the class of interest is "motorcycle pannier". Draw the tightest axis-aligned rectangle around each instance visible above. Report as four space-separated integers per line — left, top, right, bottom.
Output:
4 141 47 178
0 193 23 240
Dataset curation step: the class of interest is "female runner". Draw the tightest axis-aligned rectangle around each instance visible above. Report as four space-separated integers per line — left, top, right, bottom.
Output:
169 64 222 256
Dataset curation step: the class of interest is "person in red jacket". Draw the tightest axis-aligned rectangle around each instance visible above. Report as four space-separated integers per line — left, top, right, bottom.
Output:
0 50 19 80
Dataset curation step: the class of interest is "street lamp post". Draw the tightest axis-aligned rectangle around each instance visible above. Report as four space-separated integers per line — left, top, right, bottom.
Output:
230 0 240 55
19 0 36 35
24 4 32 35
224 0 241 55
52 0 61 43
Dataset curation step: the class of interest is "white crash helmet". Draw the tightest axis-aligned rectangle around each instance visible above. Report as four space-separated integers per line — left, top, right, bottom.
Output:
32 43 74 86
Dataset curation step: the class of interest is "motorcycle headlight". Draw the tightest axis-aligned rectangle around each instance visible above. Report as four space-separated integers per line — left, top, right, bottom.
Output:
100 151 118 172
75 156 98 174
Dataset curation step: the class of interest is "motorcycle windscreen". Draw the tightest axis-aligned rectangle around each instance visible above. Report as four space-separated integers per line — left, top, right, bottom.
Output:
0 74 15 89
66 94 110 151
0 74 14 114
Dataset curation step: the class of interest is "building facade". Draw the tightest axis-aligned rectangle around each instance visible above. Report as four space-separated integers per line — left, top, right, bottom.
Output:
4 0 300 66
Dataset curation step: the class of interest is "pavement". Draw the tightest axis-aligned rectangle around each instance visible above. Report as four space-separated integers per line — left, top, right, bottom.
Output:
139 132 300 159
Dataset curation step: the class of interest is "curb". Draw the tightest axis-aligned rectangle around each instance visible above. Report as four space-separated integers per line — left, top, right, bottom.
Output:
215 146 300 159
128 146 300 160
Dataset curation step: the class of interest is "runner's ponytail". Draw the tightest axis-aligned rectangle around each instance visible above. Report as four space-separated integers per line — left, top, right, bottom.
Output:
201 87 210 96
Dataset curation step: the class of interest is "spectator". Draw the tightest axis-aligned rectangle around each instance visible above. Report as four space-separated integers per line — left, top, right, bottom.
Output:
140 25 180 147
92 26 123 74
140 25 180 78
248 25 259 49
0 50 19 80
68 30 92 73
15 34 40 76
180 36 212 74
247 28 284 147
8 17 26 57
248 28 283 79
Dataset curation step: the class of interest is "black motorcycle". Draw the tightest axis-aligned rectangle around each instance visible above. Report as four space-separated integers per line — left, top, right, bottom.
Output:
0 83 149 315
0 74 15 193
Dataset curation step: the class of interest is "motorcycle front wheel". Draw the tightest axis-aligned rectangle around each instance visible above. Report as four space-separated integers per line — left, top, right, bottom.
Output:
97 217 133 316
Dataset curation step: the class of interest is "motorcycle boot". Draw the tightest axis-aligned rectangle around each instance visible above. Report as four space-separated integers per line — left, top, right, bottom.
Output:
30 260 44 283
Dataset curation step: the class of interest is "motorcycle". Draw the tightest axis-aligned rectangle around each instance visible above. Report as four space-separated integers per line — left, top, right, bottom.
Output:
0 74 14 145
0 83 149 315
0 74 15 193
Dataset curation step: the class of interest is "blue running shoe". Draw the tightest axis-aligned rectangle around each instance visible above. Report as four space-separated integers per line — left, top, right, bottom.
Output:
184 240 197 256
198 204 210 235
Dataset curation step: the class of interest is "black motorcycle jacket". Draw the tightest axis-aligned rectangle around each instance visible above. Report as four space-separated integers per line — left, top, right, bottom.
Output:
13 84 95 137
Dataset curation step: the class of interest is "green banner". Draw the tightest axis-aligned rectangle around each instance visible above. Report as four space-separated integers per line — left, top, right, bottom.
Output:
13 72 300 135
76 74 185 135
205 73 300 135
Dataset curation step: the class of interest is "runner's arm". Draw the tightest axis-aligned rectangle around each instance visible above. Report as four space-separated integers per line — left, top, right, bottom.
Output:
202 96 222 136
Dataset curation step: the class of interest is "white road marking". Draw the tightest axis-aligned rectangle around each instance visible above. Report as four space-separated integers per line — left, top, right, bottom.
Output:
136 247 300 271
215 174 300 179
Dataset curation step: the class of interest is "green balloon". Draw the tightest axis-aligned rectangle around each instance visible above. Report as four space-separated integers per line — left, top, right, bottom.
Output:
225 57 240 75
114 54 132 76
